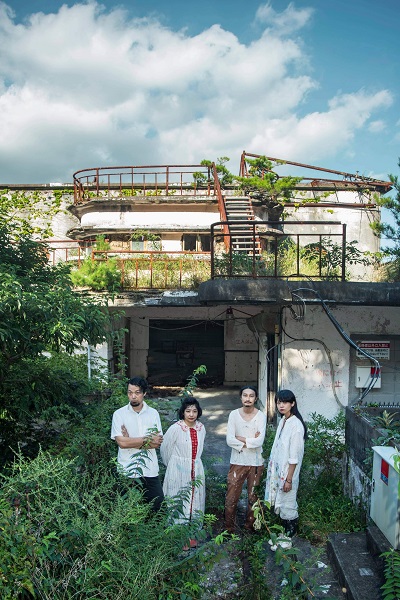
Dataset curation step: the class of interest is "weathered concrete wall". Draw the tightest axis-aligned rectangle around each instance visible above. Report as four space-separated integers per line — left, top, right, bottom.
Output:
273 305 400 421
78 208 220 231
224 317 258 386
287 201 380 280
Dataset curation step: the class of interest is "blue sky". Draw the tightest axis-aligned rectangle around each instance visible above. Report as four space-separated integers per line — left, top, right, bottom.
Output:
0 0 398 186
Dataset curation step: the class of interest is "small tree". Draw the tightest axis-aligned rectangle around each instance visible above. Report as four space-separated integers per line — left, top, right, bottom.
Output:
193 157 234 188
0 194 122 460
370 157 400 279
235 155 302 221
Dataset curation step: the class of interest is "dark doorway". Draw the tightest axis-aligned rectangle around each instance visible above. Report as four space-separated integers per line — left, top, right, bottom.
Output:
148 319 224 386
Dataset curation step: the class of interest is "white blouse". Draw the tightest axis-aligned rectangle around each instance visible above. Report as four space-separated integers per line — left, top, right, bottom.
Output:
226 408 266 467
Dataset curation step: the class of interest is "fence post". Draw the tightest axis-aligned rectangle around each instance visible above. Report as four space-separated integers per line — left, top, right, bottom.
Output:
341 224 347 281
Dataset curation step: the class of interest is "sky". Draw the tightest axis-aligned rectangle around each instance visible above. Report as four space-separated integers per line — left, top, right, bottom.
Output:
0 0 399 186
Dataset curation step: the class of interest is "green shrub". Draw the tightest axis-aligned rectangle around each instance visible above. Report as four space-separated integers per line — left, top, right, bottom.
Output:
0 447 211 600
0 353 107 466
299 411 365 543
304 411 346 476
70 258 121 292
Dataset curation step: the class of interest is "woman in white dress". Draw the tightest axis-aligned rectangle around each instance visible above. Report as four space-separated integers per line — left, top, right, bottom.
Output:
264 389 307 537
161 397 206 541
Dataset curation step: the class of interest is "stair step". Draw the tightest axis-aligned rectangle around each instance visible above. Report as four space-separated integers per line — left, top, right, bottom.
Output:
225 205 250 209
327 532 385 600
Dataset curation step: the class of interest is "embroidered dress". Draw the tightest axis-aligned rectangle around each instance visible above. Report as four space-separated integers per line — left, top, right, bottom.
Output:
264 415 305 520
161 420 206 523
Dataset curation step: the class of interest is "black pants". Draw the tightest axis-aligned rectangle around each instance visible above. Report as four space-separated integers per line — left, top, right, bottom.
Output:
131 476 164 511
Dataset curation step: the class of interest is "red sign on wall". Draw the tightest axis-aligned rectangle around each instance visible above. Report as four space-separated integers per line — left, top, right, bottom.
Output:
381 459 389 485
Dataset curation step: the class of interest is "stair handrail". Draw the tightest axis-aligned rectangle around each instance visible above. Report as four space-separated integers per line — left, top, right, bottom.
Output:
211 162 230 251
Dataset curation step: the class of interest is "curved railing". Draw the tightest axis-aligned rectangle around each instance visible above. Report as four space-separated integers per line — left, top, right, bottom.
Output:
73 164 218 204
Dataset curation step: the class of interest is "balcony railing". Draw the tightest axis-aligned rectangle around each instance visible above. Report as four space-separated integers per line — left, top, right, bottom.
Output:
211 220 349 281
41 220 364 290
91 250 211 289
41 242 211 290
72 164 219 204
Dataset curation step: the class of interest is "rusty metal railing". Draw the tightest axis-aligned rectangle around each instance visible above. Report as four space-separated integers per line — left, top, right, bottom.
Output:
211 220 349 280
239 151 392 193
91 250 211 290
40 242 212 290
38 239 94 266
73 164 218 204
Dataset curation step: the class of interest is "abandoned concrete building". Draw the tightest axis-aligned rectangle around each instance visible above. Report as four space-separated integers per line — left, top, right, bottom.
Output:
8 151 399 422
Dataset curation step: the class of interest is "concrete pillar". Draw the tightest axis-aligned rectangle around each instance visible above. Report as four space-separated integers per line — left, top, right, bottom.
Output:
128 316 149 378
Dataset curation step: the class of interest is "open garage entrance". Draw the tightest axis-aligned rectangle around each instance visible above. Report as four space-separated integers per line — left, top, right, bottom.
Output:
147 319 225 386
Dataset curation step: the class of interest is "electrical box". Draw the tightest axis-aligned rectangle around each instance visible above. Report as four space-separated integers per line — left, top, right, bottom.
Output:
355 366 381 389
370 446 400 549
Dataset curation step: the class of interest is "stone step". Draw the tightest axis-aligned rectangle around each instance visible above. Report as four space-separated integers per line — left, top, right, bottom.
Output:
326 529 386 600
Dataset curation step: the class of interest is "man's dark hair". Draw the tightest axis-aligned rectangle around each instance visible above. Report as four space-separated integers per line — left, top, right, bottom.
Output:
178 397 202 420
127 376 148 394
239 385 258 397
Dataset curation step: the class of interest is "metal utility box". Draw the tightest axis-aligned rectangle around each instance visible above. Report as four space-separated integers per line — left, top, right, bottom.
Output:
370 446 400 549
355 366 381 388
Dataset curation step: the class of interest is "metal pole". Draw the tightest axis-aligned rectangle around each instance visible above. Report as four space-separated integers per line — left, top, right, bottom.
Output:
87 345 92 380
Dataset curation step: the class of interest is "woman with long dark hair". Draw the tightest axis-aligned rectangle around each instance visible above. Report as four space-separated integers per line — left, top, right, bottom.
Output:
264 389 307 539
161 397 205 547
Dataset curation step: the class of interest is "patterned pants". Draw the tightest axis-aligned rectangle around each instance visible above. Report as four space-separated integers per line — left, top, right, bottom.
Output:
225 464 264 532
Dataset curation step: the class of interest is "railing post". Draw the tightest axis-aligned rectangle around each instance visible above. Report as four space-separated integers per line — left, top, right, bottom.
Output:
252 222 256 277
211 224 215 279
342 224 347 281
96 168 100 197
319 234 323 278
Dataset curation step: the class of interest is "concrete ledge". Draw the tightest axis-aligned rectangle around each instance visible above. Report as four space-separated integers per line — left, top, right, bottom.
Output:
366 524 393 578
327 532 384 600
198 279 400 306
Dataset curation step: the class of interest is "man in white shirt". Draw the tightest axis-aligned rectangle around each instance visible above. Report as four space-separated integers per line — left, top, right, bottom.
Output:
225 385 266 532
111 376 164 511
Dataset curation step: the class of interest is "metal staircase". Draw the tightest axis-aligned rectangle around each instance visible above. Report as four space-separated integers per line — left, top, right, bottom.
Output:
223 196 262 255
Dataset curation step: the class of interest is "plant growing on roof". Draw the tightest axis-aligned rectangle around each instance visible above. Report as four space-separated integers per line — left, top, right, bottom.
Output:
130 228 162 251
193 157 234 188
235 155 302 222
302 238 372 280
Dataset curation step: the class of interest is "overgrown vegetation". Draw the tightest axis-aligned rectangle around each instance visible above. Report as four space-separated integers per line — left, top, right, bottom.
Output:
0 201 122 465
213 237 371 281
235 155 302 222
371 157 400 280
70 256 122 292
0 367 229 600
299 411 365 544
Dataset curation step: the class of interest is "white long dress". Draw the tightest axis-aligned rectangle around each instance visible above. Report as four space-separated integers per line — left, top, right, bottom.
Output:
161 420 206 523
264 415 305 520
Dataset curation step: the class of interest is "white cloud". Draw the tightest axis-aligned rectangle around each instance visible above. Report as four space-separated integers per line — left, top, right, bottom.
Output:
368 120 386 133
255 2 314 35
248 89 393 161
0 1 394 182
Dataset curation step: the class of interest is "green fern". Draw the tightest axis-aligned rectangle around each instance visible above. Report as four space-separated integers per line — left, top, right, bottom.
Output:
381 549 400 600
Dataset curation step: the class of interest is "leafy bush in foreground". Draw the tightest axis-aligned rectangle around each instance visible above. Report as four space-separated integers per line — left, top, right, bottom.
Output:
0 449 206 600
